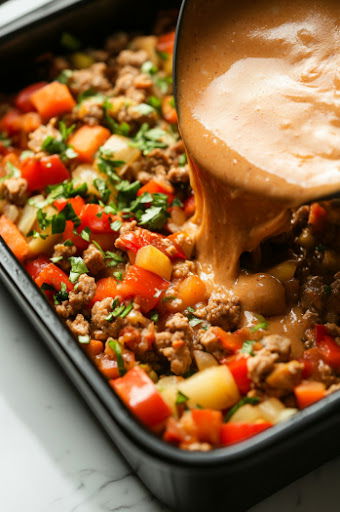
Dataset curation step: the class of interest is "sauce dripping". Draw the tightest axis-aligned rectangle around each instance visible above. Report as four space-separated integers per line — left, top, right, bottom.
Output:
176 0 340 290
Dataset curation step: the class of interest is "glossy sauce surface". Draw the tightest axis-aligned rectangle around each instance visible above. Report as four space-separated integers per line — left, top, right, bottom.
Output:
177 0 340 289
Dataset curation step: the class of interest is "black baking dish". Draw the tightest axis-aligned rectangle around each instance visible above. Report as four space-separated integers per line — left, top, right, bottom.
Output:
1 2 340 511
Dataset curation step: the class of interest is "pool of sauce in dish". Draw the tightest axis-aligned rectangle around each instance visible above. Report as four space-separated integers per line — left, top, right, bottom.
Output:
176 0 340 321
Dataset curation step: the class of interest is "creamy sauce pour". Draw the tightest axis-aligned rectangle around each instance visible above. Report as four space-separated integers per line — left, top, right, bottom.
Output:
177 0 340 297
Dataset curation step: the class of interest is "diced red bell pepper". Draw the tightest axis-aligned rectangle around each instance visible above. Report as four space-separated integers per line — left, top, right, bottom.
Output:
308 203 327 232
299 348 321 379
156 31 175 54
191 409 223 445
118 227 185 260
62 220 89 251
80 204 118 234
220 422 272 446
118 264 169 312
53 196 85 216
183 194 195 217
110 366 171 428
225 356 251 395
30 81 76 121
137 179 175 203
34 262 73 292
15 82 48 113
21 155 69 192
91 277 121 304
315 325 340 371
25 256 51 280
0 109 23 135
294 380 326 409
163 417 188 444
162 95 178 124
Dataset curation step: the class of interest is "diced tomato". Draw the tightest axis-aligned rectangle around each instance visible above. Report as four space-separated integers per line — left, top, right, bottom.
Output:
294 380 326 409
118 227 185 260
53 196 85 216
25 256 51 280
34 262 73 292
21 155 69 191
308 203 327 232
0 215 29 261
183 194 195 217
156 31 175 55
163 417 188 444
118 264 169 312
220 422 272 446
137 179 175 203
91 277 121 304
0 109 22 135
211 326 246 353
110 366 171 428
191 409 223 445
162 95 177 124
15 82 48 113
225 356 251 395
79 204 117 234
30 81 76 121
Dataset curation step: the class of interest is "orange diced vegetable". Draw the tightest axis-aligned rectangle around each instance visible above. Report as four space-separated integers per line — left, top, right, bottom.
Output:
220 421 272 446
294 380 326 409
69 125 110 162
162 95 177 124
83 339 104 358
177 275 207 307
0 215 29 261
30 81 76 120
156 31 175 54
191 409 223 444
308 203 327 232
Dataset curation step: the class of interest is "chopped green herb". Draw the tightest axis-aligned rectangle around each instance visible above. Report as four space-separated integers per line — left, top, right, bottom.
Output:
176 390 189 405
130 123 168 154
110 219 122 231
63 239 74 247
150 311 159 323
162 296 177 302
106 300 133 321
172 197 183 207
56 69 73 84
61 32 81 51
108 339 126 376
77 88 97 103
80 227 91 242
37 209 50 230
139 205 169 230
147 96 162 109
94 178 111 203
113 271 123 281
178 153 187 166
53 282 69 305
42 122 77 161
224 397 260 422
250 315 269 332
240 340 257 356
132 103 155 116
50 256 63 263
0 161 21 183
155 75 172 94
27 230 48 240
157 50 169 61
185 306 204 328
69 256 88 283
0 132 12 148
104 250 125 267
102 98 131 135
141 60 158 75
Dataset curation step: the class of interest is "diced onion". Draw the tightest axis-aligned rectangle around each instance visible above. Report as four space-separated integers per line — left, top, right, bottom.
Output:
193 350 218 371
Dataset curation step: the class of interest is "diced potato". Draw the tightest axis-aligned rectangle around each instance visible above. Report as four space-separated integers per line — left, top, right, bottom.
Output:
28 205 61 256
229 404 265 423
193 350 218 371
268 260 297 282
130 36 158 64
177 275 207 307
99 134 141 171
135 245 172 280
3 204 19 222
277 408 298 422
257 398 285 423
156 376 183 414
17 194 43 235
178 366 240 410
72 164 115 198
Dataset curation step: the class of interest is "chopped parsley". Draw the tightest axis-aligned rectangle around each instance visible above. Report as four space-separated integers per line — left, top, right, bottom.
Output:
53 282 69 305
240 340 257 356
250 315 269 332
51 203 80 234
94 177 111 203
110 219 122 231
185 306 204 328
41 121 77 161
155 75 173 94
69 256 88 283
150 311 159 323
78 335 90 344
113 271 123 281
50 255 63 263
0 161 21 182
80 227 91 242
77 88 98 103
224 397 260 422
132 103 156 116
56 69 73 84
176 390 189 405
104 250 125 267
178 153 187 166
141 60 158 75
108 339 126 376
147 96 162 109
106 299 133 321
130 123 168 154
103 99 131 136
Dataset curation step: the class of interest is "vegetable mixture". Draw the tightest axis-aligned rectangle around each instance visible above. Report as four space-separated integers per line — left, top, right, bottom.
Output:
0 16 339 451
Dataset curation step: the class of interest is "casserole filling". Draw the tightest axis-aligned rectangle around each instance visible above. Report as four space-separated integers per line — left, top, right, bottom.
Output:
0 10 339 451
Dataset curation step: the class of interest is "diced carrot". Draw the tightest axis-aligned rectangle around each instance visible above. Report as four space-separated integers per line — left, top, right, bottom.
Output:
162 95 177 124
15 82 48 112
308 203 327 232
294 380 326 409
20 112 41 133
69 125 110 162
210 326 246 353
137 179 174 203
0 215 29 261
95 354 120 379
183 194 195 217
82 339 104 359
30 82 76 121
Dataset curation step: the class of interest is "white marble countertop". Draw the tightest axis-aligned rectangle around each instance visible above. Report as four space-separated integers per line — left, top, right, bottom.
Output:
1 280 340 512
